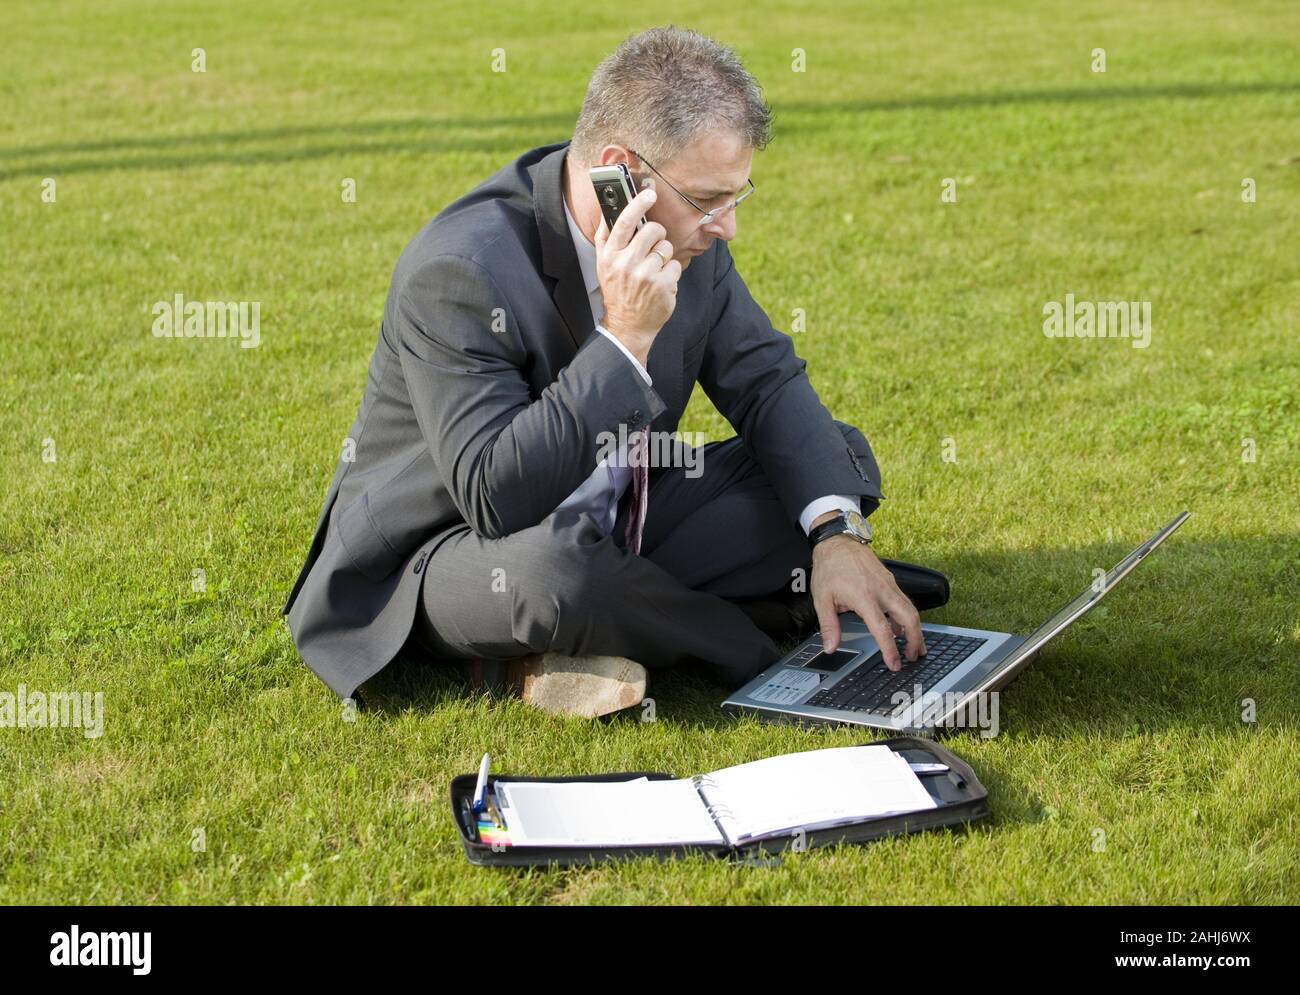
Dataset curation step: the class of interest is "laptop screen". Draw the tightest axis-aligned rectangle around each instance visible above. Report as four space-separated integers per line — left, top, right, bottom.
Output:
1015 512 1190 655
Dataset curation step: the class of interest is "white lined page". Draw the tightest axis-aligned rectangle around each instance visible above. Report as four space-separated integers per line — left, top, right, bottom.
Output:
702 745 937 842
495 778 725 847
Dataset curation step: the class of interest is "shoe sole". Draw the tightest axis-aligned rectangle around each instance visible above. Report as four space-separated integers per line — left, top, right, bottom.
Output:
521 653 648 719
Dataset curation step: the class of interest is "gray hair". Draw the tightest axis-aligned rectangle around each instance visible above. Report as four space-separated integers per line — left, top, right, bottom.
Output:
570 26 772 167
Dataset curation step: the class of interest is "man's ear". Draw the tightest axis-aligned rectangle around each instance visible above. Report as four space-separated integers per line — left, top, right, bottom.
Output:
597 144 632 167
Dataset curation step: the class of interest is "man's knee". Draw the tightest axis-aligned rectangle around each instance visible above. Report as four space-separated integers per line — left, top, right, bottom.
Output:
506 513 626 652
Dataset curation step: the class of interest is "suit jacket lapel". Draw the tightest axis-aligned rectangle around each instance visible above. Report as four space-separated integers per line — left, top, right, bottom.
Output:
646 309 684 432
532 143 592 351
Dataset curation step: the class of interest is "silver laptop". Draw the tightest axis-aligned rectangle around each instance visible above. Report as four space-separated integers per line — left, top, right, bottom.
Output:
723 512 1189 733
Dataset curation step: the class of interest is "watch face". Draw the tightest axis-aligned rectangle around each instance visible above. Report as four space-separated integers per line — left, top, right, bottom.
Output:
845 510 871 540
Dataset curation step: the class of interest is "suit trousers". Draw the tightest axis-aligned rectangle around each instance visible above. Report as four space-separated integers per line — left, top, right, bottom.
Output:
408 420 869 686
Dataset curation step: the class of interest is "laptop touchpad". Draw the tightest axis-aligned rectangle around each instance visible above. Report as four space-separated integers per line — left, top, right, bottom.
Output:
799 649 858 672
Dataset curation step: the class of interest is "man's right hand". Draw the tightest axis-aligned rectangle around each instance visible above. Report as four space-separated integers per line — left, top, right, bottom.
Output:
594 187 682 367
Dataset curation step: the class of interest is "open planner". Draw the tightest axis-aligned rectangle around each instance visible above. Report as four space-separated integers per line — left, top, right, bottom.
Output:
451 737 991 866
496 745 935 847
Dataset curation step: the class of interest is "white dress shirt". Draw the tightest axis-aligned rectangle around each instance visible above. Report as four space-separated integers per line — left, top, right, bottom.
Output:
554 192 860 537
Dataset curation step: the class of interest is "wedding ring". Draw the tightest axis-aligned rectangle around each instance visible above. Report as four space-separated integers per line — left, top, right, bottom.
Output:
653 247 671 265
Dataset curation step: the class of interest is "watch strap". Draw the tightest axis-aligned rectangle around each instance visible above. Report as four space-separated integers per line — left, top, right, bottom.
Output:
809 511 870 548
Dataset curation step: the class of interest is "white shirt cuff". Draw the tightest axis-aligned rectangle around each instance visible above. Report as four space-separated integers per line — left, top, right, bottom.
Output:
596 324 652 386
799 494 861 535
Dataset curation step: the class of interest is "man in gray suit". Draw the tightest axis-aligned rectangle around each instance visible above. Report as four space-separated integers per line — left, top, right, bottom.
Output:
283 27 932 717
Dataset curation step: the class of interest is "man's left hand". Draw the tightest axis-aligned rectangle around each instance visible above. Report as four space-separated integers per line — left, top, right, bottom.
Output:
810 534 926 671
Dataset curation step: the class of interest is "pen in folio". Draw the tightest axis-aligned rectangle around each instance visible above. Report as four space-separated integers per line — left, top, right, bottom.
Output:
471 753 506 829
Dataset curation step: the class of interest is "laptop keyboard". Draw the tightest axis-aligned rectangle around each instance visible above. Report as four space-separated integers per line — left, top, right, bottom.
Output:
804 631 987 714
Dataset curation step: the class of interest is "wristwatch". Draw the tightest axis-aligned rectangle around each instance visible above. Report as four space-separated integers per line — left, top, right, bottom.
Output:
808 508 873 549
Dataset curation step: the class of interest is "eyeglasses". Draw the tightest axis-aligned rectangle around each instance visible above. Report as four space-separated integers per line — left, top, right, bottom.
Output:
628 148 755 227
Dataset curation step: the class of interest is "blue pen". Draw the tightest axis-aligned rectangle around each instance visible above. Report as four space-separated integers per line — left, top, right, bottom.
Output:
472 753 491 813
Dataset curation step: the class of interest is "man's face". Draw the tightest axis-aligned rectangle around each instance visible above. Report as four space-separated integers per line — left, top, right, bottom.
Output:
626 133 752 268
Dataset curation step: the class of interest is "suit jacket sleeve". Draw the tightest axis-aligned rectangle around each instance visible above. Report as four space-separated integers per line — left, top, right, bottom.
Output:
699 241 884 523
393 253 666 539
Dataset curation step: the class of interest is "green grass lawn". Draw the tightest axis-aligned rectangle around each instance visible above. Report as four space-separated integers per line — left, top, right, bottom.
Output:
2 0 1297 904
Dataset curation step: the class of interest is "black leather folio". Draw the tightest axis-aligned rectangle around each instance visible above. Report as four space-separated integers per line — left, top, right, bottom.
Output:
450 736 989 868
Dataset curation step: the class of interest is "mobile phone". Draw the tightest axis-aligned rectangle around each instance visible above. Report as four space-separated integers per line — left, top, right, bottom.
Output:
589 162 644 233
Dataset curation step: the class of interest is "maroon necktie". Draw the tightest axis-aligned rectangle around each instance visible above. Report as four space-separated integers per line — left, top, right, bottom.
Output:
623 427 649 555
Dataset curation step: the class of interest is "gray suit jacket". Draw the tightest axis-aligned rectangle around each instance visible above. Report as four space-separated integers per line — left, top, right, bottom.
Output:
283 141 883 699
